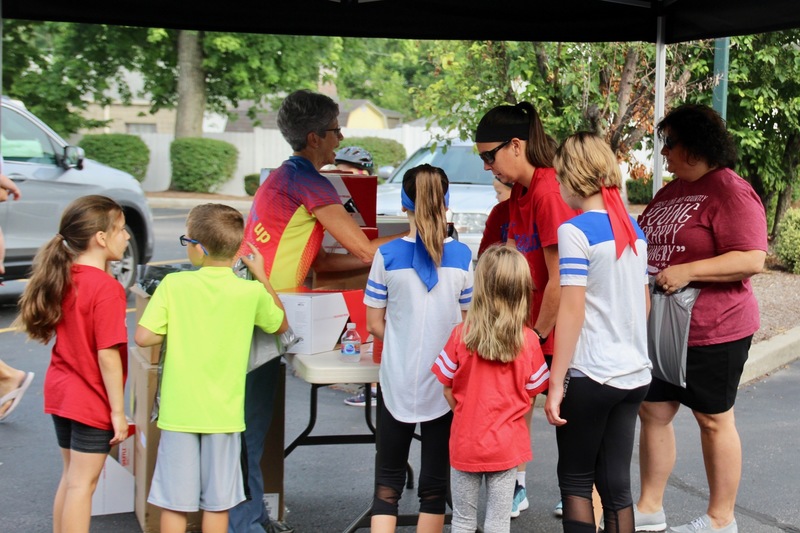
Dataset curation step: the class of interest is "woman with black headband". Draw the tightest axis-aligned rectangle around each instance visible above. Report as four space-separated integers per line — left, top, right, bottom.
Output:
475 102 580 519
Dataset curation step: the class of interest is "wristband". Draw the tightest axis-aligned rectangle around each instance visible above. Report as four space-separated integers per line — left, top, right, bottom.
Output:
533 328 547 345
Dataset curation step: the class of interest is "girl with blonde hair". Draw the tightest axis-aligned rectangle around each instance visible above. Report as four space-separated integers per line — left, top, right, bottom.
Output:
545 132 651 533
432 245 550 533
365 164 473 533
16 195 130 533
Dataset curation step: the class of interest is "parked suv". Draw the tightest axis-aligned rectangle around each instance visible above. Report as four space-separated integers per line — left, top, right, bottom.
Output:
1 96 154 290
376 140 497 260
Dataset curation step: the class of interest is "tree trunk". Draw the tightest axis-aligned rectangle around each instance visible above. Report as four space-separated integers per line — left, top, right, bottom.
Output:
174 30 206 139
770 132 800 241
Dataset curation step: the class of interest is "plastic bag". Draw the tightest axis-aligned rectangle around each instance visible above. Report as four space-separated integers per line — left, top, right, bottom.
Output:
647 277 700 388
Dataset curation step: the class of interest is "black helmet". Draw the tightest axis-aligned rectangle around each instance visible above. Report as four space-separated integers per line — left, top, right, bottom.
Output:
335 146 374 171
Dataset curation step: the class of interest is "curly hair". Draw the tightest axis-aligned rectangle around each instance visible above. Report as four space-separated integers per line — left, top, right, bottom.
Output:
657 104 738 169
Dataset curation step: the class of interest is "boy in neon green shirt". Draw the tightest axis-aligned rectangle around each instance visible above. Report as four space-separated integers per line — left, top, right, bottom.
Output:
135 203 288 533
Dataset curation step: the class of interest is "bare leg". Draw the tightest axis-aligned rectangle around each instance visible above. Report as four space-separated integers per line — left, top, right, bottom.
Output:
202 510 229 533
417 512 445 533
371 514 397 533
59 450 107 533
160 509 188 533
637 401 679 514
53 448 71 533
694 408 740 528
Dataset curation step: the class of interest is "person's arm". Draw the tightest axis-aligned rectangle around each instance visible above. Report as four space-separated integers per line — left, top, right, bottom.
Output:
544 285 585 427
655 250 766 294
0 174 21 201
241 243 289 334
98 346 128 445
366 306 386 341
312 203 407 266
134 325 164 347
442 385 456 411
534 244 561 338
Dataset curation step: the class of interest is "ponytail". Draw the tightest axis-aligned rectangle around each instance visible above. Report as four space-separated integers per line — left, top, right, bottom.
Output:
516 102 555 168
402 164 448 266
16 195 123 343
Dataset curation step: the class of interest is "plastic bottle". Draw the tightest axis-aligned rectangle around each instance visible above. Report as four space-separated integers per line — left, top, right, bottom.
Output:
340 323 361 363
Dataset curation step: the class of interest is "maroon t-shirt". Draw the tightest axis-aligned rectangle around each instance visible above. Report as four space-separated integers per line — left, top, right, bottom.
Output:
44 265 128 430
638 167 767 346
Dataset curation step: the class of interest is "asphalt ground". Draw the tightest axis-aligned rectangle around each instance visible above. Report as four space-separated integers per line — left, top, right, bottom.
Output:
1 200 798 532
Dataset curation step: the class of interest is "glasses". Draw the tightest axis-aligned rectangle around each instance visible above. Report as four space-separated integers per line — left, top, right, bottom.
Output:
322 127 342 136
479 140 511 164
663 135 679 150
179 235 208 255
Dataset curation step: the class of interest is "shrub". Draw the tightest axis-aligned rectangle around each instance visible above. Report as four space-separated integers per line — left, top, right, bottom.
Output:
775 208 800 274
78 133 150 182
338 137 406 171
244 173 260 196
625 176 672 205
170 138 238 193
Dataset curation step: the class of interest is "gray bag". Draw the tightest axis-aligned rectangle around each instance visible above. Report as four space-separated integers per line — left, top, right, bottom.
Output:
647 277 700 388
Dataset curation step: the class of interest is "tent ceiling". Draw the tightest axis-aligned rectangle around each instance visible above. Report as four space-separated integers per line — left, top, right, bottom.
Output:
3 0 800 44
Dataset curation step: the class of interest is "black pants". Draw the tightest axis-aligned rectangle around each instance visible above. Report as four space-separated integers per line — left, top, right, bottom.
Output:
556 376 649 532
371 405 452 517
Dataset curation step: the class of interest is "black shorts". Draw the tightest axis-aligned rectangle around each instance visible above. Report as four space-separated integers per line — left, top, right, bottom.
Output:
644 335 752 414
52 415 113 454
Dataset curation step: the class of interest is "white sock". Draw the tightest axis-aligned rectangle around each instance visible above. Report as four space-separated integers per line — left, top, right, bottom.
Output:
517 472 526 487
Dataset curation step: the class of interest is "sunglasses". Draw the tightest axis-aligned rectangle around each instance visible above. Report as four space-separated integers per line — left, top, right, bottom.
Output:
322 127 342 136
479 140 511 165
179 234 208 255
663 135 679 150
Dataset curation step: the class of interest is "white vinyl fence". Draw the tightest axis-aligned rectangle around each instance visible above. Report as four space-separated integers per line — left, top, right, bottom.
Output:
139 124 445 195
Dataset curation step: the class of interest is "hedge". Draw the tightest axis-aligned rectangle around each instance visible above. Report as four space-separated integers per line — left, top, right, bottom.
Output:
170 138 238 193
78 133 150 182
338 137 406 172
776 208 800 274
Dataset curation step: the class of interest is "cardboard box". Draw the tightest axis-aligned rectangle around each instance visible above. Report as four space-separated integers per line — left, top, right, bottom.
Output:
131 285 163 365
277 289 367 354
92 422 135 516
129 347 202 532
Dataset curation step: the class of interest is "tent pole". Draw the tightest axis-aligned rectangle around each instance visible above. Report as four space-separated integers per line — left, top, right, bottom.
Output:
712 37 730 119
653 14 666 192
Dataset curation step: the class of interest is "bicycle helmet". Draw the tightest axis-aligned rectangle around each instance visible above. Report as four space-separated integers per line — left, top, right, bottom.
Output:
335 146 374 171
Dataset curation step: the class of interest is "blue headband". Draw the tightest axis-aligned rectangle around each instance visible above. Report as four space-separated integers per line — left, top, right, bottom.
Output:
400 188 450 292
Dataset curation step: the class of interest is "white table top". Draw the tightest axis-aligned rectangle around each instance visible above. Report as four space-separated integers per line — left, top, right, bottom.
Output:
285 343 380 385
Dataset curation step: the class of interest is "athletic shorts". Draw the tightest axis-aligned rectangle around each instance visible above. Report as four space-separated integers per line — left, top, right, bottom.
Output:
147 431 245 512
52 414 113 454
644 335 752 414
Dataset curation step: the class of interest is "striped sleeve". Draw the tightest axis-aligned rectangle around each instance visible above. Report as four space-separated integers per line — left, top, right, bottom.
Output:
364 250 388 308
459 261 474 309
557 223 589 287
524 337 550 396
432 329 460 387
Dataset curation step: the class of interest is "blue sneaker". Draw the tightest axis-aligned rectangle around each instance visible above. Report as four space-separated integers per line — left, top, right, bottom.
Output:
511 482 529 518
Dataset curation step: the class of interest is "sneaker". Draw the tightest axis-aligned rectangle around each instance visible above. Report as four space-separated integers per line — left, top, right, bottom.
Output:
554 499 563 517
344 387 377 407
635 504 668 532
510 482 529 518
669 515 737 533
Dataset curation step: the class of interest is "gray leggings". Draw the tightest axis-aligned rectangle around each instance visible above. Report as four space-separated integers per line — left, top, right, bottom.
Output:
450 467 517 533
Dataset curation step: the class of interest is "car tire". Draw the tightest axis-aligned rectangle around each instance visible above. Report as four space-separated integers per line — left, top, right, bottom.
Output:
111 224 139 292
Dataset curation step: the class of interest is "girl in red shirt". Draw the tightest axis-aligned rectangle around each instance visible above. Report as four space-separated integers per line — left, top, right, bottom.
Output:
16 195 130 533
432 245 550 533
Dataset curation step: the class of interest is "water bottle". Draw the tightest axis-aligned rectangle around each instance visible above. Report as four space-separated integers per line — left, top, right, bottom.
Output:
340 322 361 363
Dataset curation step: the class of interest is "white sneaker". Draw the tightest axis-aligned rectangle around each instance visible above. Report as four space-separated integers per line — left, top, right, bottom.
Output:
635 504 667 532
669 515 737 533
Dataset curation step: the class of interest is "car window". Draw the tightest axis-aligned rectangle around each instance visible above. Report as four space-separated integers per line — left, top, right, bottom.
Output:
389 146 495 186
1 106 60 165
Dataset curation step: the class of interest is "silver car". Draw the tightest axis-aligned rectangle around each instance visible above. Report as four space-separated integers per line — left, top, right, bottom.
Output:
1 96 154 290
376 140 497 261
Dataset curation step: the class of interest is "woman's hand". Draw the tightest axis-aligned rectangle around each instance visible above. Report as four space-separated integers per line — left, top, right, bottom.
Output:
655 263 691 295
109 411 129 445
544 384 567 426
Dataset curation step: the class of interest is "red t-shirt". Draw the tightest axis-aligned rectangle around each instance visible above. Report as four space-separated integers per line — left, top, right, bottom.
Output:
507 167 580 353
638 167 767 346
44 265 129 430
432 325 550 472
478 200 510 258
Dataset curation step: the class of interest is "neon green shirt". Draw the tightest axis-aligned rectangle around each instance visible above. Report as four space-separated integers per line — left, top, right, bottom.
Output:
139 267 285 433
